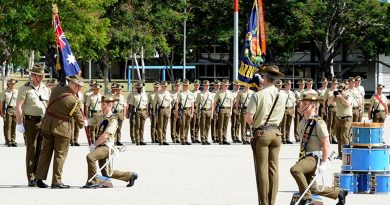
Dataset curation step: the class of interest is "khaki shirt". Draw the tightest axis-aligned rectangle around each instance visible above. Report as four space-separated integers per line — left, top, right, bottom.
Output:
231 90 240 106
148 92 157 107
247 85 287 128
126 93 134 105
349 88 362 108
294 89 305 104
84 90 93 104
196 91 213 110
177 91 195 108
317 88 326 97
77 91 84 110
283 89 296 108
155 90 172 108
100 113 118 144
358 86 365 96
192 90 201 100
171 90 180 107
215 90 233 107
323 88 336 106
113 94 126 111
297 114 328 152
0 89 18 107
86 93 102 111
370 94 388 111
335 92 353 117
17 82 50 116
237 89 254 107
129 92 148 109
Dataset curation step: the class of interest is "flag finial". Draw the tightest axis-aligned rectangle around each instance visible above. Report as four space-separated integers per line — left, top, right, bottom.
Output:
52 4 58 14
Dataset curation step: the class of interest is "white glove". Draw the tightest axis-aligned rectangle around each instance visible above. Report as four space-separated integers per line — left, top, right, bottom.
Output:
84 119 89 127
89 144 96 152
16 124 25 133
318 161 328 174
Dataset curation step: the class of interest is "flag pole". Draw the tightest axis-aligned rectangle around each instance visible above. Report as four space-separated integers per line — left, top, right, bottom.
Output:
233 0 239 82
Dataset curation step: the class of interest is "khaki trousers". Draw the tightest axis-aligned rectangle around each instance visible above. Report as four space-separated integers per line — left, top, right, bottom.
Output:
190 110 200 141
134 110 147 143
335 117 352 156
281 107 294 142
327 107 337 142
240 109 250 142
373 111 386 123
3 110 16 145
217 108 231 142
170 109 180 142
35 130 70 184
158 108 170 142
88 112 102 143
24 117 43 181
352 108 362 122
251 129 282 205
199 110 212 142
71 118 80 144
231 112 240 141
294 105 302 141
180 108 192 142
211 112 218 142
290 155 339 200
150 113 158 142
87 146 133 184
129 112 135 143
115 119 123 142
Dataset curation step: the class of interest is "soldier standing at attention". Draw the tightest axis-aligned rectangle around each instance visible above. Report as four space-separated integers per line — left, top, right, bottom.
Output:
231 82 241 143
111 83 126 146
128 81 148 145
0 78 18 147
354 76 365 122
317 78 328 119
323 78 338 144
35 75 85 189
126 84 137 144
170 80 181 143
83 95 138 188
190 79 201 143
235 84 254 144
211 80 221 143
275 80 283 90
368 84 388 123
176 79 195 145
16 64 50 187
280 80 295 144
85 83 103 143
214 79 233 145
347 77 363 122
303 78 318 96
153 81 172 145
294 79 305 142
196 80 213 145
290 93 348 205
245 65 286 205
149 82 160 143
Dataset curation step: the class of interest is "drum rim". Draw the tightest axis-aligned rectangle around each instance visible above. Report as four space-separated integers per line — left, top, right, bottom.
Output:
349 143 384 147
342 145 389 149
351 122 384 128
341 168 390 172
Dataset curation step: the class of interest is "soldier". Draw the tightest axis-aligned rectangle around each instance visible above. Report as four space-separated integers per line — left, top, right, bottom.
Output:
290 93 348 205
35 75 85 189
235 84 254 144
128 81 148 145
16 64 50 187
347 77 363 122
280 80 295 144
176 79 195 145
126 85 136 144
149 82 160 143
190 79 201 143
275 80 283 89
170 80 181 143
153 81 172 145
196 80 213 145
355 76 365 122
294 79 305 142
368 84 388 123
245 65 286 205
83 95 138 188
111 83 126 146
334 83 353 158
0 78 18 147
303 78 318 96
85 83 103 143
317 78 328 119
214 79 233 145
211 80 221 143
231 82 241 143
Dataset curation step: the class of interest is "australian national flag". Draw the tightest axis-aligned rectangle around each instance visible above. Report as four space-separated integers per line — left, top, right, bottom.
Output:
53 13 80 77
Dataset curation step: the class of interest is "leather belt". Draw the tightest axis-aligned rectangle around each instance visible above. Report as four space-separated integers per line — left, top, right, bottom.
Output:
285 107 294 109
137 108 147 111
220 106 230 109
327 105 335 108
242 106 247 109
253 124 279 131
353 107 360 109
24 115 42 121
47 111 70 121
159 106 169 109
7 106 15 109
200 108 211 111
337 116 352 120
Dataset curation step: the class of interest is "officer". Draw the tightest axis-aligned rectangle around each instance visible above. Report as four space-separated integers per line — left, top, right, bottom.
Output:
16 64 50 187
323 78 338 144
231 81 241 143
190 79 201 143
235 84 254 144
128 81 148 145
85 83 103 143
290 93 348 205
294 79 305 142
153 81 172 145
347 77 363 122
214 79 233 145
355 76 365 122
0 78 18 147
334 83 353 158
176 79 195 145
83 95 138 188
149 82 160 143
280 80 295 144
368 84 388 123
35 75 85 189
211 80 221 143
317 78 328 119
245 65 286 205
171 80 181 143
111 83 126 146
196 80 213 145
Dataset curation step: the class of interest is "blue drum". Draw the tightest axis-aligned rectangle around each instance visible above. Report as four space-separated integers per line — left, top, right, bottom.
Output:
371 174 390 193
358 173 371 193
342 147 390 172
351 122 384 146
334 173 358 193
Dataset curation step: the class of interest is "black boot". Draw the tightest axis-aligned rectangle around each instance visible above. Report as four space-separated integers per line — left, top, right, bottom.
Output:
336 189 348 205
127 173 138 187
36 179 48 188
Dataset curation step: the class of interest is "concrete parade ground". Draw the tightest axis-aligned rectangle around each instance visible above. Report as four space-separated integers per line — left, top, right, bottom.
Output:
0 114 390 205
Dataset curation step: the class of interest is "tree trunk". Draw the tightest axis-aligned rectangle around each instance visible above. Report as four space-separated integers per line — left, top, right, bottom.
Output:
103 52 110 95
141 47 145 83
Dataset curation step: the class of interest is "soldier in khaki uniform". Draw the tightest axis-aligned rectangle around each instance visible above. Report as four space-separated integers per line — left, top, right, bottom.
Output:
294 79 305 142
128 81 148 145
153 81 172 145
176 80 195 145
303 78 318 96
126 85 137 144
35 75 85 189
111 83 126 146
347 77 363 122
0 78 18 146
190 79 201 143
290 93 348 205
16 64 50 187
368 84 388 123
235 84 254 144
355 76 365 122
149 82 160 143
170 80 181 143
245 65 287 205
231 82 241 143
323 78 338 144
214 79 233 145
83 95 138 188
85 83 103 143
196 80 213 145
275 80 283 89
280 80 295 144
317 78 328 119
211 80 221 143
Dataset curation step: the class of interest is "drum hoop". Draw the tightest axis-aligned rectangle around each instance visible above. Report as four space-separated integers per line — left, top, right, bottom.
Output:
342 168 390 172
351 122 384 128
349 143 384 147
342 146 388 149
